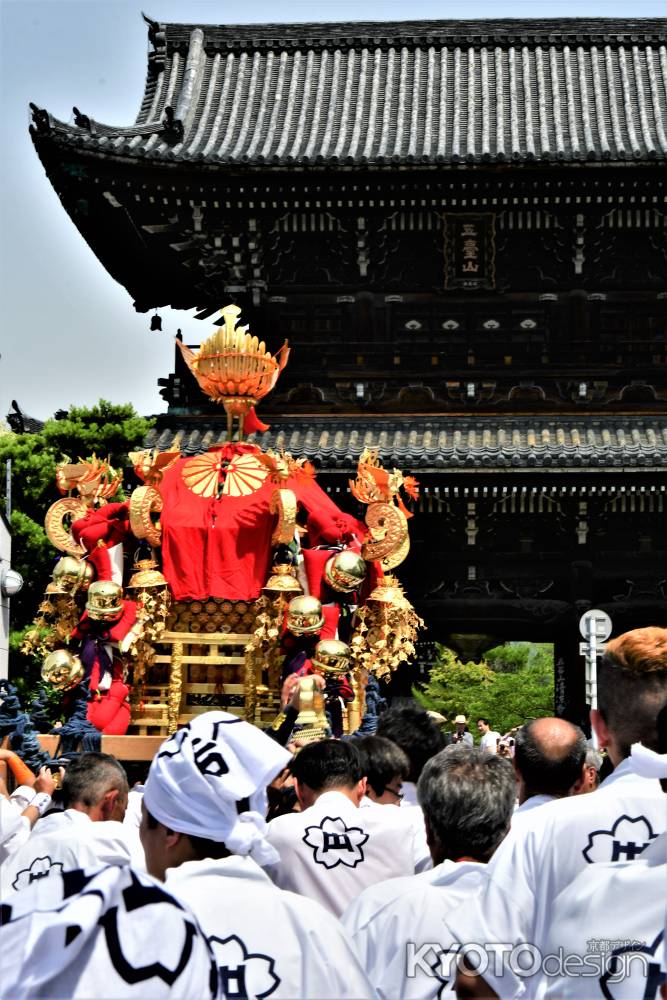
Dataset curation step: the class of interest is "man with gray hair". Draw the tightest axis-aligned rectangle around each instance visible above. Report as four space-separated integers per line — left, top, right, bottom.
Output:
342 745 516 998
1 751 133 892
575 747 603 794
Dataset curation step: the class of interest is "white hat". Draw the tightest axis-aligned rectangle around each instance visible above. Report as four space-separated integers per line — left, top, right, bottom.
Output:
454 714 467 725
144 711 291 866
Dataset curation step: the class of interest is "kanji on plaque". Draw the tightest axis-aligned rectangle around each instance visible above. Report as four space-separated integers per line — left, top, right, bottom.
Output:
444 214 496 290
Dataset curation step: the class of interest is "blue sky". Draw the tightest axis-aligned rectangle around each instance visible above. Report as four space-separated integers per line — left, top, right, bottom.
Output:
1 0 665 421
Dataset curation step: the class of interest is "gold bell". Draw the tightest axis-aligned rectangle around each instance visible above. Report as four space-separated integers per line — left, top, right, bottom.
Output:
41 649 84 691
311 639 351 676
286 595 324 635
127 557 169 590
367 575 410 607
262 564 302 597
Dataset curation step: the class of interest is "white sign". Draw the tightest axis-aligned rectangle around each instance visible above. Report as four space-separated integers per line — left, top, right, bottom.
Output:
579 609 612 643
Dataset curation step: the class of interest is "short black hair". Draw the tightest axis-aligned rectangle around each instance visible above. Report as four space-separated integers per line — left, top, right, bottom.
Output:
477 717 489 726
144 807 230 861
376 705 446 782
514 720 587 799
289 739 363 792
356 736 410 797
61 752 128 809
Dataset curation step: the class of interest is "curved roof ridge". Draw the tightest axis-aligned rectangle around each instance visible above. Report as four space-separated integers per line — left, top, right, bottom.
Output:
156 17 667 37
156 18 667 53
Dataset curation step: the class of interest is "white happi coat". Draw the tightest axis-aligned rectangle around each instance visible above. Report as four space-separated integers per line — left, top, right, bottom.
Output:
1 808 131 894
343 860 489 999
442 759 666 998
514 793 557 814
165 855 376 1000
1 863 216 999
265 789 417 916
361 796 432 873
537 832 667 999
0 788 36 863
121 784 147 870
394 785 432 873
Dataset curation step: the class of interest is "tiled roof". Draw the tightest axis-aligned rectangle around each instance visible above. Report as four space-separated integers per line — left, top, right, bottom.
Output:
31 18 667 166
145 416 667 471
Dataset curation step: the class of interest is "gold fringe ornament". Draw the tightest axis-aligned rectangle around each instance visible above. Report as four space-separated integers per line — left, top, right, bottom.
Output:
350 576 424 682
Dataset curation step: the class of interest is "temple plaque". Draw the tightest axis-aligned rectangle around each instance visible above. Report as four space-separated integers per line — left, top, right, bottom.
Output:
444 214 496 290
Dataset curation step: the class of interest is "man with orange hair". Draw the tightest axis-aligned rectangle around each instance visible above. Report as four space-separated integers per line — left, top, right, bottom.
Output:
446 627 667 1000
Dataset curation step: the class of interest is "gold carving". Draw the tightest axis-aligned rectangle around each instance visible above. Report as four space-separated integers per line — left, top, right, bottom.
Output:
129 449 180 486
129 485 163 547
55 454 121 504
167 641 184 733
361 502 408 566
181 450 269 498
270 488 297 546
44 498 88 555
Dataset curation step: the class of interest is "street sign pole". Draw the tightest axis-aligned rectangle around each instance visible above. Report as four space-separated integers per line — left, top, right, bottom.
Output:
579 610 612 747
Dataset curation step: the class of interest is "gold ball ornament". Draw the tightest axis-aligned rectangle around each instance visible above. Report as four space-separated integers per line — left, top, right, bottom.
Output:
52 556 95 594
312 639 351 676
286 595 325 635
86 580 123 621
41 649 84 691
324 550 367 593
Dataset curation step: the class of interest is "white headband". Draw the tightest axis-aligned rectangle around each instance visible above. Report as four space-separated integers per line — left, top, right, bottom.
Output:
0 864 216 998
144 712 291 866
630 742 667 780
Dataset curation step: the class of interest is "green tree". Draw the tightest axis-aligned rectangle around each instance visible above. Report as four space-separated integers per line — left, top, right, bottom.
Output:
413 645 495 725
415 642 554 738
485 641 553 675
0 400 153 629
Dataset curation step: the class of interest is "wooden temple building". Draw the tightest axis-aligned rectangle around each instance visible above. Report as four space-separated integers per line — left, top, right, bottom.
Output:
30 16 667 727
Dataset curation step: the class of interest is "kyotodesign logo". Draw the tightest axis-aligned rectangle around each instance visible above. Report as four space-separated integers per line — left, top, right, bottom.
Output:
582 815 658 864
303 815 369 869
209 934 280 999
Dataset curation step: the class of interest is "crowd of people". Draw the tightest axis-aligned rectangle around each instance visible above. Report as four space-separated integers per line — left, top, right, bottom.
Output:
0 626 665 998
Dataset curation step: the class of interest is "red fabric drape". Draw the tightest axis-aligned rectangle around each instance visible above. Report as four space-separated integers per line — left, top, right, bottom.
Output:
301 549 333 599
158 458 364 601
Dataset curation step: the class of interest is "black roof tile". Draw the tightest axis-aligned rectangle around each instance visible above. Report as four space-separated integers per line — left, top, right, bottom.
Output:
31 17 667 167
144 415 667 472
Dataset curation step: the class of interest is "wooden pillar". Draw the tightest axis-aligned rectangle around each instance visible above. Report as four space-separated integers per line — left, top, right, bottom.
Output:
554 613 589 733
